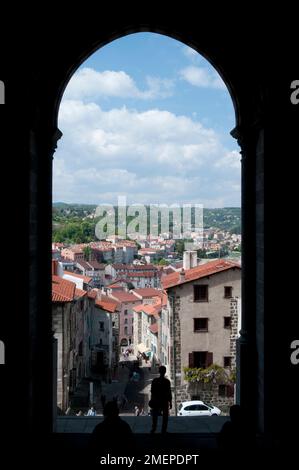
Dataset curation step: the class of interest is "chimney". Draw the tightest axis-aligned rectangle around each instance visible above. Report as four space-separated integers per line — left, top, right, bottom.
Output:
183 251 191 270
179 268 185 283
183 250 198 270
190 250 198 268
100 286 106 298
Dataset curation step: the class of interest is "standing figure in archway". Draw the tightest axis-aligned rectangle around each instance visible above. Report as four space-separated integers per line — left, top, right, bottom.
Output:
149 365 172 434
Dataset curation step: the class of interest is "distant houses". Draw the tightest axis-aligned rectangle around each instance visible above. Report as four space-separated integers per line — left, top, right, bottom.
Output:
52 247 241 413
52 261 119 412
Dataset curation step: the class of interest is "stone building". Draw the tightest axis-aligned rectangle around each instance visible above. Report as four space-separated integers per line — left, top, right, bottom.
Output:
159 302 171 374
93 294 120 373
52 274 87 411
162 259 241 412
52 269 117 411
132 301 160 360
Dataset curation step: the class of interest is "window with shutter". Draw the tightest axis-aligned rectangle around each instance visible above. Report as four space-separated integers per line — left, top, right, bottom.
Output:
193 351 207 368
189 352 195 368
206 352 213 367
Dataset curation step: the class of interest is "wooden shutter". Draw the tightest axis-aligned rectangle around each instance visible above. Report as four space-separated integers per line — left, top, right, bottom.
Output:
189 352 195 368
206 352 213 367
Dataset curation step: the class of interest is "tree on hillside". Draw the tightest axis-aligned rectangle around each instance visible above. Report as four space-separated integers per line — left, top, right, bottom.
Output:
83 246 92 261
158 259 169 266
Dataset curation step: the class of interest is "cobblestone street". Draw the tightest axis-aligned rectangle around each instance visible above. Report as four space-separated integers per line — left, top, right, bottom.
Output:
89 355 160 415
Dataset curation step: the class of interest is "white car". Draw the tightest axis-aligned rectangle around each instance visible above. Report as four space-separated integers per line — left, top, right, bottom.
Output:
178 400 221 416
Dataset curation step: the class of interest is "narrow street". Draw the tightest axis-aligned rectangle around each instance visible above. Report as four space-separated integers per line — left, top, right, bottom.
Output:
92 355 159 415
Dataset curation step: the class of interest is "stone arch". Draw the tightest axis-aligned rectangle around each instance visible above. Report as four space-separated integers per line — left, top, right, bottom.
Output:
28 22 264 436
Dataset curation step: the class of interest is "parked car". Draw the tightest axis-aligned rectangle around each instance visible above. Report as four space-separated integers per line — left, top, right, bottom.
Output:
178 400 221 416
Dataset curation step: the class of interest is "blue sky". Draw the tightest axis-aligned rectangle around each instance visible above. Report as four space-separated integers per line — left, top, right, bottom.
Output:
53 33 240 207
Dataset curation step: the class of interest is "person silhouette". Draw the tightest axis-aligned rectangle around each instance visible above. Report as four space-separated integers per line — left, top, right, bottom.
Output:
91 401 133 457
87 405 96 416
218 404 251 450
149 365 172 434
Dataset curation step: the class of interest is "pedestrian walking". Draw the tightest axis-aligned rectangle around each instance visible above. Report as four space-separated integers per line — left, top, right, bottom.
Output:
87 405 97 416
149 365 172 434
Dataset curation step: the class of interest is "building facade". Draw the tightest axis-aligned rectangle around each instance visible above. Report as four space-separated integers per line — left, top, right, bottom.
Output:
162 259 241 412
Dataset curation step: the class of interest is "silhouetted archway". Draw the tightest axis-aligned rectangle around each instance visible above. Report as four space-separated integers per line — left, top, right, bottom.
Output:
27 22 264 441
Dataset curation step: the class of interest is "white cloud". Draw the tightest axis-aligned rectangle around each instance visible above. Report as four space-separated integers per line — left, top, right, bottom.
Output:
183 46 200 62
214 150 241 170
54 99 240 207
64 67 174 101
179 65 226 90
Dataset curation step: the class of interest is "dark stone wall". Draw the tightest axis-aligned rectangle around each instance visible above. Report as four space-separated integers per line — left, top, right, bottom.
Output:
0 10 298 456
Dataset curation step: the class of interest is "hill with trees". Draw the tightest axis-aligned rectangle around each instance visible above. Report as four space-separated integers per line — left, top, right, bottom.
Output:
52 203 241 244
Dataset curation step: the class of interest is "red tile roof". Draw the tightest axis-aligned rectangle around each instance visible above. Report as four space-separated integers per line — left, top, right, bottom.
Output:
110 291 141 303
75 288 87 298
87 260 106 270
162 260 241 289
87 289 98 299
106 282 124 289
52 292 72 302
133 303 160 316
52 275 76 302
126 272 155 277
132 288 163 298
132 304 146 313
76 260 92 270
95 296 120 313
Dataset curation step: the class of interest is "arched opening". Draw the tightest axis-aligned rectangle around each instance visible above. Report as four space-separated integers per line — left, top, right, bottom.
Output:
22 22 264 450
52 31 244 429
